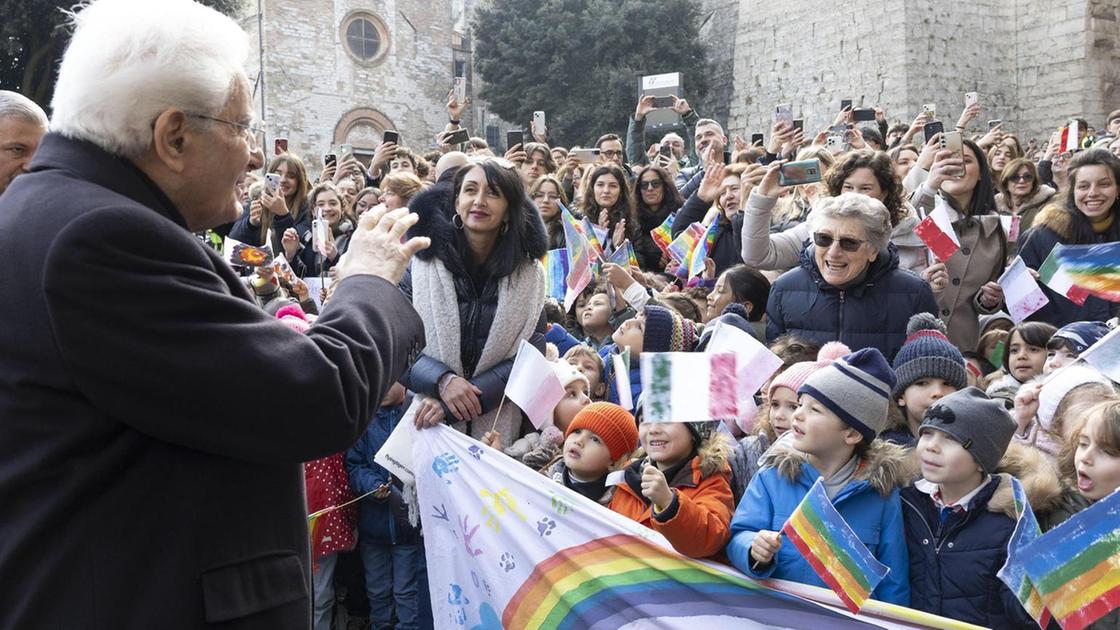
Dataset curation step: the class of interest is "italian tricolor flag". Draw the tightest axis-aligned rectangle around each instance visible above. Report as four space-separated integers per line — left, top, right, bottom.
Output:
1038 244 1089 306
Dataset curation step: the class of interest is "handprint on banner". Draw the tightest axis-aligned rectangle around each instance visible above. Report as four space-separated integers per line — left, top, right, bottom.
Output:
459 515 483 557
467 444 484 460
432 452 461 484
479 488 527 533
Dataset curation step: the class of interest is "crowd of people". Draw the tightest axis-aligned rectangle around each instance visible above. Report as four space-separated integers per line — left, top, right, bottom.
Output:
2 2 1120 628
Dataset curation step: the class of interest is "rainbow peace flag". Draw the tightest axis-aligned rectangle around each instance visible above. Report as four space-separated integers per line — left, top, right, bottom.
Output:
782 478 891 613
1038 243 1090 306
996 477 1052 628
666 222 705 264
560 204 593 311
650 212 676 256
581 217 607 261
640 352 740 422
410 416 931 629
605 239 640 269
1017 486 1120 630
688 219 719 279
1055 242 1120 302
542 249 570 302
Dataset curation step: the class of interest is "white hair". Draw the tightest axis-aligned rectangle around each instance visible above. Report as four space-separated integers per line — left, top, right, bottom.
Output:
0 91 48 128
808 192 891 252
50 0 249 159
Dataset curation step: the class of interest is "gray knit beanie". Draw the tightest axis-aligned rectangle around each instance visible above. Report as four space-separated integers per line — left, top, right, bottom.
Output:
891 313 968 400
799 347 897 444
920 387 1015 474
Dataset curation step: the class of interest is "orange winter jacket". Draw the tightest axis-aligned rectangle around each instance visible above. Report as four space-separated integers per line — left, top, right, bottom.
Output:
609 435 735 559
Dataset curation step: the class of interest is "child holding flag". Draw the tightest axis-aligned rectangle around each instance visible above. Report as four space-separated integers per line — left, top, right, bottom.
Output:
900 387 1052 628
610 411 735 559
881 313 968 447
602 305 700 408
726 348 912 605
540 402 639 505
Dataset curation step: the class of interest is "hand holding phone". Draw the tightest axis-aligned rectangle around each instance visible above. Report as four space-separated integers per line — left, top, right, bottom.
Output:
382 130 400 146
650 95 676 109
778 159 822 186
506 130 523 151
923 121 945 145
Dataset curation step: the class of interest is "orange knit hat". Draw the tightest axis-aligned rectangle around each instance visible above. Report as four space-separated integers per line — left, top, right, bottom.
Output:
565 402 639 462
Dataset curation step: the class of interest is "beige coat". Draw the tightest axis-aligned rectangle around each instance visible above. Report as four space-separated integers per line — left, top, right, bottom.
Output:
995 184 1057 233
909 184 1008 352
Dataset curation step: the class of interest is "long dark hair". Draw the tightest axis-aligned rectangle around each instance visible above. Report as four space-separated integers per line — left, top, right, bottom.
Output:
578 163 638 239
1063 149 1120 244
722 264 771 322
958 139 997 216
450 158 548 278
633 165 683 228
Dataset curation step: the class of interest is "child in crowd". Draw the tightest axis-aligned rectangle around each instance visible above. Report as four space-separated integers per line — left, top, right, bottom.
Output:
541 402 639 505
609 410 735 559
345 384 426 630
976 328 1009 368
882 314 968 447
1044 399 1120 538
1013 364 1117 464
727 341 851 504
485 356 592 468
987 321 1056 393
1044 320 1110 374
602 304 699 407
580 286 635 350
564 344 608 401
901 387 1048 628
726 348 911 606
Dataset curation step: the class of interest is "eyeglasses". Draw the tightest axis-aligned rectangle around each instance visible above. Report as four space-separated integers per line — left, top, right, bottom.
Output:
813 232 866 252
600 150 623 158
638 179 664 190
1008 173 1034 183
188 113 266 146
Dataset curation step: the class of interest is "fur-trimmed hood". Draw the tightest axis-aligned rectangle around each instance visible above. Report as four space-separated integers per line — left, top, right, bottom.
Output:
1031 201 1075 240
406 177 549 277
986 441 1063 519
765 436 916 497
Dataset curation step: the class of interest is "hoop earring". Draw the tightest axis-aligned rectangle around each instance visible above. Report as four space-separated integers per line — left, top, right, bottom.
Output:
452 214 464 230
500 222 509 235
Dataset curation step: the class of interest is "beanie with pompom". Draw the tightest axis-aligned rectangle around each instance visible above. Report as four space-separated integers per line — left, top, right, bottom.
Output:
767 341 851 400
891 313 967 399
276 304 310 334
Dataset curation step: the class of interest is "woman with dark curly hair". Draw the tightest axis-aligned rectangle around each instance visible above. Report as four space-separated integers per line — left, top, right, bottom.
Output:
632 165 683 269
741 149 926 273
577 162 638 249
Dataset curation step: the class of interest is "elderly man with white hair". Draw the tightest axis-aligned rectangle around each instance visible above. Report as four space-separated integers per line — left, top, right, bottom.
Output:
0 1 429 628
0 90 48 195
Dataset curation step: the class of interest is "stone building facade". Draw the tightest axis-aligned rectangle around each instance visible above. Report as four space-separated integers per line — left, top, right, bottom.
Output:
241 0 471 172
725 0 1120 144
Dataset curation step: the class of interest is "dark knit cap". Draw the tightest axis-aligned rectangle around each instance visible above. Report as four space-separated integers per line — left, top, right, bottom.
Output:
891 313 968 399
920 387 1015 474
642 305 699 354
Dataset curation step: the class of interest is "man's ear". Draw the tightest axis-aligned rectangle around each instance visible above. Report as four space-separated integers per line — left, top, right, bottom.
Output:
150 108 191 173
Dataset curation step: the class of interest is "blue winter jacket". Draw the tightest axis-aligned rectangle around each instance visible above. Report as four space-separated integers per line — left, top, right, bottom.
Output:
726 439 912 606
900 475 1035 629
345 402 421 545
766 243 938 361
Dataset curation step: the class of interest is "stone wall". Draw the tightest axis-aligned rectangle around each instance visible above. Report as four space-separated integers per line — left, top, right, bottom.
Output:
243 0 459 173
728 0 1119 145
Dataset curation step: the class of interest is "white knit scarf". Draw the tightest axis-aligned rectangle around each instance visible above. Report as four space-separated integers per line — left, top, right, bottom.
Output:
411 256 545 445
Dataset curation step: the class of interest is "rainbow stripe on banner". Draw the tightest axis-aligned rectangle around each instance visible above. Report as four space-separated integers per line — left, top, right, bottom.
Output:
688 219 719 279
542 249 569 302
640 352 739 422
503 533 884 629
996 477 1052 628
1018 487 1120 630
783 479 890 613
1055 242 1120 302
650 213 676 256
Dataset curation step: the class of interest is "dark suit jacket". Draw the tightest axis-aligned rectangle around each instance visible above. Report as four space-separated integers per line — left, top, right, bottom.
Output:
0 134 424 629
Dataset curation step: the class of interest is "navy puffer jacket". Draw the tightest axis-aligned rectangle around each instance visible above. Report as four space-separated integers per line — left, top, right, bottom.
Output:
765 244 938 361
901 475 1036 629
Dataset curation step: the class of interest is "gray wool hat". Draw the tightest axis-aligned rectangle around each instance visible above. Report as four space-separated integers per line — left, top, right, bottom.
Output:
920 387 1015 474
799 347 897 444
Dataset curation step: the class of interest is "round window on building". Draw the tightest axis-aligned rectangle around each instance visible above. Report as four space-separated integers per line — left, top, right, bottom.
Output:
341 13 389 64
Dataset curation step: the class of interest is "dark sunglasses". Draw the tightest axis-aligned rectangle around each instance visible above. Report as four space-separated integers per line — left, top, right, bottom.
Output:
813 232 866 252
1008 173 1034 183
638 179 664 190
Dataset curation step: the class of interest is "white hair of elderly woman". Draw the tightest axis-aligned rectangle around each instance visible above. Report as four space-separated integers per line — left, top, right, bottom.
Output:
50 0 249 159
807 192 891 252
0 91 48 129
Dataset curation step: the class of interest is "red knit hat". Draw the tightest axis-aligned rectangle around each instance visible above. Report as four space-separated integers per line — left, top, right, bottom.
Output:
565 402 639 462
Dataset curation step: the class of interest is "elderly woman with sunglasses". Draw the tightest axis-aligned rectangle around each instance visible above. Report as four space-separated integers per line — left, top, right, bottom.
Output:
765 193 938 361
995 158 1056 232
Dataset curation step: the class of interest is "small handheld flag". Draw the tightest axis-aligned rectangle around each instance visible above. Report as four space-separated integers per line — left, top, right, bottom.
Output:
505 340 567 429
1055 242 1120 302
640 352 739 422
542 249 570 302
1038 243 1090 306
667 222 705 264
688 219 719 279
996 477 1053 628
560 204 593 311
914 205 960 262
782 478 891 613
650 213 676 257
998 257 1050 323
